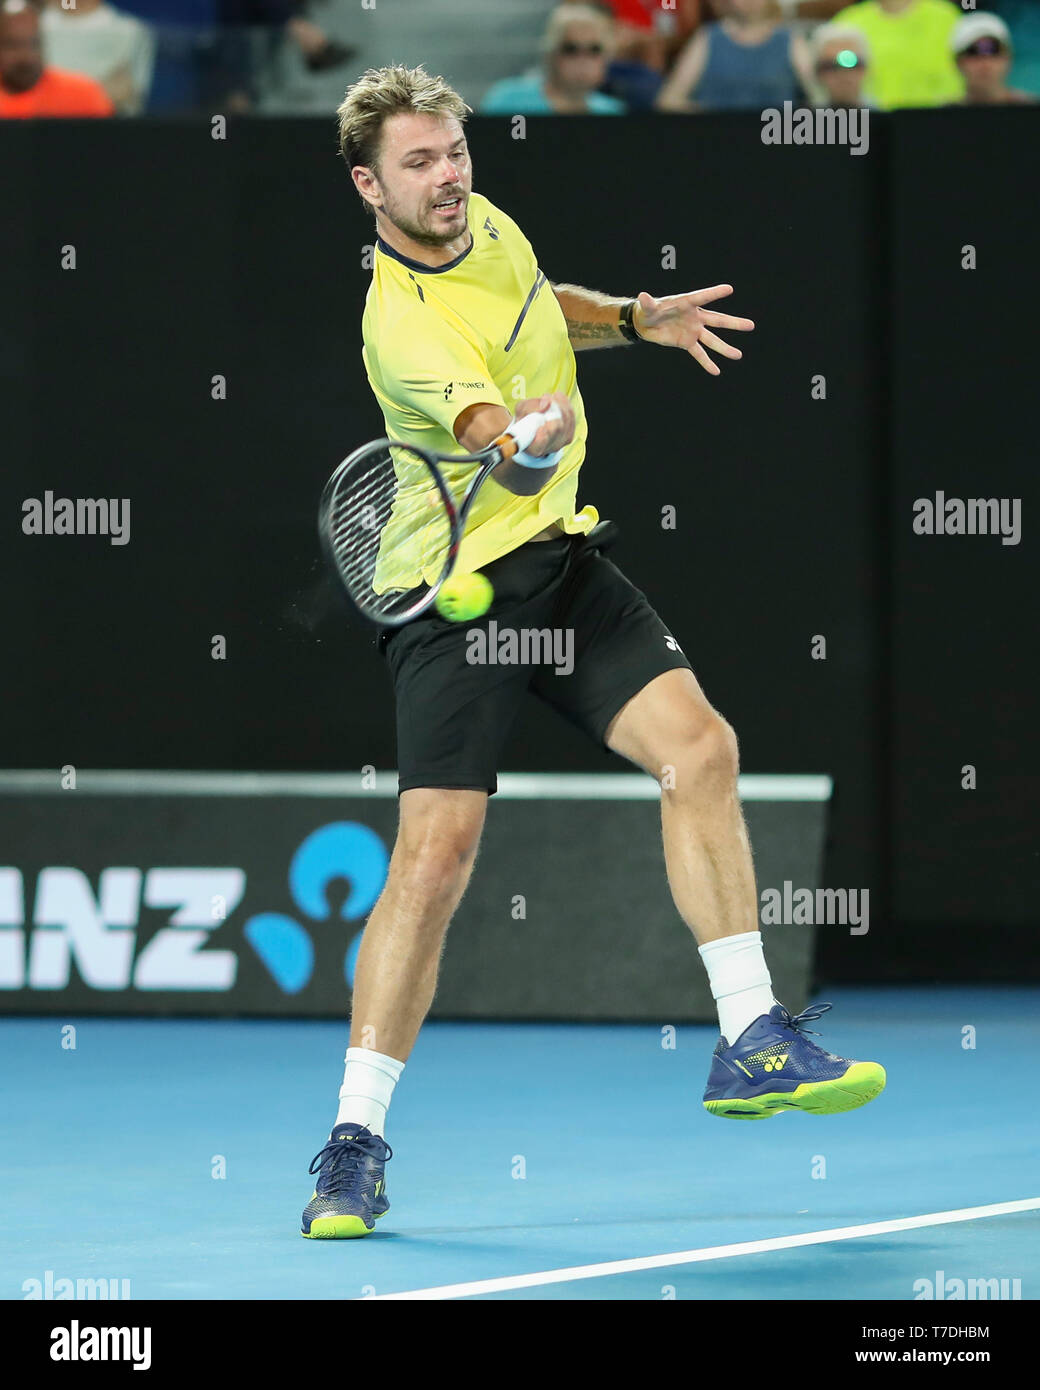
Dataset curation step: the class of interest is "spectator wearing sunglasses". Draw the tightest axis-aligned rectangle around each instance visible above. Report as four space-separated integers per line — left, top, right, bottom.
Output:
810 23 874 107
951 12 1035 104
479 4 626 114
830 0 963 109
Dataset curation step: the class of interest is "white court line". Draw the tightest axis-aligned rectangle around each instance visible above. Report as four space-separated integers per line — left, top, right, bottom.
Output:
365 1196 1040 1300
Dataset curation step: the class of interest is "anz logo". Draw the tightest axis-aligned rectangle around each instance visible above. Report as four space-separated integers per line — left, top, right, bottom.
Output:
243 822 387 994
0 823 388 996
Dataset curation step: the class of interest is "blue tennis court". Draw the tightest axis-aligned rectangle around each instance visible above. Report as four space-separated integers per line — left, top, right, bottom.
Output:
4 985 1036 1301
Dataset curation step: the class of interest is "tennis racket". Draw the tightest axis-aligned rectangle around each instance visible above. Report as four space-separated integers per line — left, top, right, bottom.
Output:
319 402 562 626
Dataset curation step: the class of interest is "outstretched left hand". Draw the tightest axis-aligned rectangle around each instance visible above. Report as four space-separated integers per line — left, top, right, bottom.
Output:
632 286 754 376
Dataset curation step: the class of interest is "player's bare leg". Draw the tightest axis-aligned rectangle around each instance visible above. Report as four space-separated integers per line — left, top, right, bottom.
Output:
349 787 487 1060
301 787 486 1237
604 667 757 948
605 666 884 1118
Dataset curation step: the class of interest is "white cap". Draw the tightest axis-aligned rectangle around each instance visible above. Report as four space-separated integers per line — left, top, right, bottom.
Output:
812 23 873 64
951 13 1012 55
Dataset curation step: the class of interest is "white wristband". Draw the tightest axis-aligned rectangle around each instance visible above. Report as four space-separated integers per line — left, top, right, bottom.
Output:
504 400 564 468
513 445 563 470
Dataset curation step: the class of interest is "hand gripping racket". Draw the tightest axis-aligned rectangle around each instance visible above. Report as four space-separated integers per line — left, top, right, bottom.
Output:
319 402 562 626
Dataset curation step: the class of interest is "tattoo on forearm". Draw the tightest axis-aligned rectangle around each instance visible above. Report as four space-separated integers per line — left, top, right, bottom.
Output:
551 282 630 349
563 317 624 343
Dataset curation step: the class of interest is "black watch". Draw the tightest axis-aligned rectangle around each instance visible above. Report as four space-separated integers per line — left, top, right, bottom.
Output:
619 299 642 343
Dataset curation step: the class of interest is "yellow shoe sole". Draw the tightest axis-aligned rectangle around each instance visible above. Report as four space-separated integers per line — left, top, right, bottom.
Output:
301 1207 388 1239
703 1061 886 1120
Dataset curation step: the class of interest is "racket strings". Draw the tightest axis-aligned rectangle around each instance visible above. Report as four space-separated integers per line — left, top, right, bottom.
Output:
325 444 451 620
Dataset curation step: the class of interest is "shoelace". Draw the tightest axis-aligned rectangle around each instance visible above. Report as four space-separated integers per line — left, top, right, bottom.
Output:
775 1002 833 1037
308 1135 393 1195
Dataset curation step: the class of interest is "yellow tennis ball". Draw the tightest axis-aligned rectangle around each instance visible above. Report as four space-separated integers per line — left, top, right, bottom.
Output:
435 571 494 621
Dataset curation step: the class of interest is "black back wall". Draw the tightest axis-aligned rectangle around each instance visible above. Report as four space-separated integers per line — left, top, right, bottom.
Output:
1 111 1036 980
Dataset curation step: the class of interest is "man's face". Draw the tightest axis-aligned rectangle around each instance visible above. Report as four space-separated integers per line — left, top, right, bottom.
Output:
0 11 43 92
549 20 610 93
817 40 866 105
362 112 471 248
958 44 1011 95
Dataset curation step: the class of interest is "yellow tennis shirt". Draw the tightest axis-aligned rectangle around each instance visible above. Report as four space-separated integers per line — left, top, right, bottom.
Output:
361 191 599 591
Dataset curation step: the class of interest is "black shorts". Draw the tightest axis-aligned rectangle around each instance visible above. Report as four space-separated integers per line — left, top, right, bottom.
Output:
377 521 694 796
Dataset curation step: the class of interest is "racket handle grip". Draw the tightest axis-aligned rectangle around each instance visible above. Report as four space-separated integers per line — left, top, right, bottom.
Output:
500 401 563 460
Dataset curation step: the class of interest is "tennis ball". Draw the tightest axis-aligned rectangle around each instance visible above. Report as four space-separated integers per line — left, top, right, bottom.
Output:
435 571 494 621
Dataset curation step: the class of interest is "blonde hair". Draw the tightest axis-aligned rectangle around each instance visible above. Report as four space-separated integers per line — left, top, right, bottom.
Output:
337 65 472 215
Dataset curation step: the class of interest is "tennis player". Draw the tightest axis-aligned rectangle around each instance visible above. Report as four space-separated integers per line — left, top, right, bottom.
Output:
302 64 885 1239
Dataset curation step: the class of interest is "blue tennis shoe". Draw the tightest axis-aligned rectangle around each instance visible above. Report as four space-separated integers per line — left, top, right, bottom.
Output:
703 1002 886 1119
301 1122 392 1238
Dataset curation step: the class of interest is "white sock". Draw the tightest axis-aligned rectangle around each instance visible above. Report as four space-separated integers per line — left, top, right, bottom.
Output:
334 1046 405 1138
698 931 775 1044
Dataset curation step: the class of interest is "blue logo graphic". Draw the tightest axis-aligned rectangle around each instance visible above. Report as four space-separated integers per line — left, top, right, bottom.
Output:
243 823 389 993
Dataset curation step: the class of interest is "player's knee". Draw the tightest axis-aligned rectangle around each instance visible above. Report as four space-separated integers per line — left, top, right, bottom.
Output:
394 826 482 899
664 714 740 801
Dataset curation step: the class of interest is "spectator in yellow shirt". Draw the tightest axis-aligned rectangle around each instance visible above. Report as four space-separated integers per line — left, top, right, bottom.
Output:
831 0 964 108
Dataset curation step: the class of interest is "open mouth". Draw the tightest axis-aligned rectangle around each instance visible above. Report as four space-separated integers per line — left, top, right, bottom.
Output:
431 196 463 218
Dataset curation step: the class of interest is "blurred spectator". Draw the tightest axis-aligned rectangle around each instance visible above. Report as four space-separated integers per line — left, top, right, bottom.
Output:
0 0 113 115
40 0 155 115
770 0 847 20
951 12 1035 105
568 2 664 110
480 4 627 114
656 0 812 111
110 2 352 113
221 2 354 74
599 0 702 72
109 1 239 112
810 22 873 107
598 52 662 111
830 0 964 109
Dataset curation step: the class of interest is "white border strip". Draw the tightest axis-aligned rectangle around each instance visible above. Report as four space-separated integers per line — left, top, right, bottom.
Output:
366 1196 1040 1300
0 771 832 802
